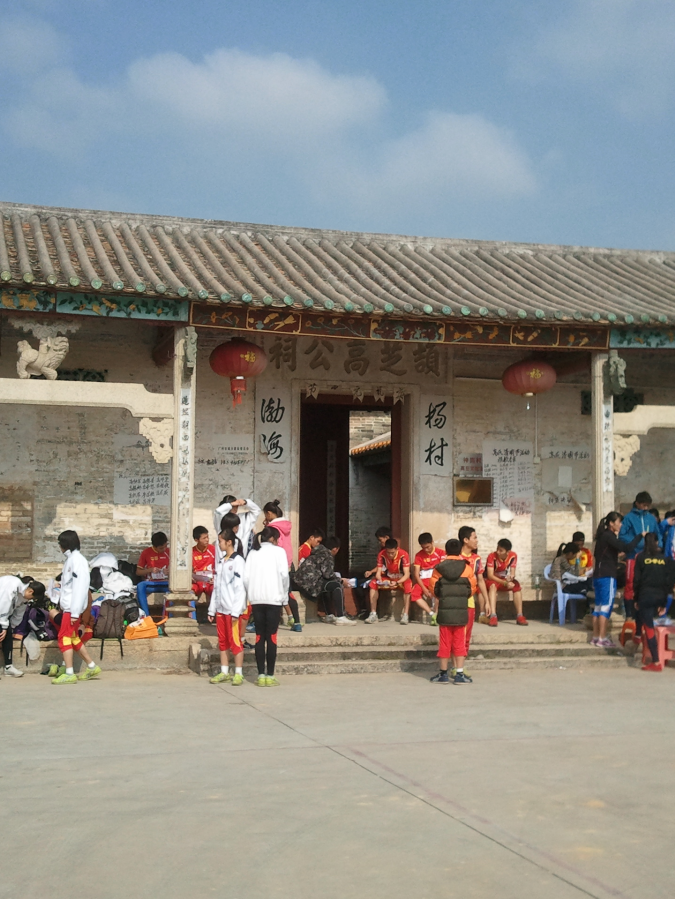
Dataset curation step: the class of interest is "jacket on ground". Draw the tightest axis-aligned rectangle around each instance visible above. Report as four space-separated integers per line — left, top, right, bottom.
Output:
59 549 91 618
208 552 247 617
619 507 661 559
0 575 30 629
433 558 472 627
244 543 290 605
292 544 335 598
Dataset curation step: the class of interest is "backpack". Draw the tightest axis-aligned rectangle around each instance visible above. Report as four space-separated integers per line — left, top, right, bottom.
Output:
120 593 140 624
93 600 125 639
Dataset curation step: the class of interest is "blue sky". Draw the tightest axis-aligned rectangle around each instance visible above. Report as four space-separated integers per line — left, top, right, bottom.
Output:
1 0 674 249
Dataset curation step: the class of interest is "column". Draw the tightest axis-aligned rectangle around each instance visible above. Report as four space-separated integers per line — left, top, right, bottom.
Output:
591 352 614 528
164 326 199 634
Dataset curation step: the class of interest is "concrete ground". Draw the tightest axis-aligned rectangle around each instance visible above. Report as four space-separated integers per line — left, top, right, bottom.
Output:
2 666 674 899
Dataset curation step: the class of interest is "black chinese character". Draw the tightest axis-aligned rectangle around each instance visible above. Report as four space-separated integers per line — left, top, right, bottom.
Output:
424 437 448 467
424 401 447 429
260 397 285 424
261 431 284 461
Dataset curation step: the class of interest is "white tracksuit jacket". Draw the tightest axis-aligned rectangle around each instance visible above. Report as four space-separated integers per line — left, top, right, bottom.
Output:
0 576 30 629
207 553 247 617
59 549 91 618
213 498 261 565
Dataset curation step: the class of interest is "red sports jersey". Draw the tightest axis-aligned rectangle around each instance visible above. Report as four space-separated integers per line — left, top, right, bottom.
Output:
138 547 170 572
298 542 312 564
486 550 517 579
377 547 411 579
192 544 215 576
413 548 445 579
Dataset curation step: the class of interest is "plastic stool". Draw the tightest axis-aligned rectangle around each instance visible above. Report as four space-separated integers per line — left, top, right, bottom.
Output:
642 625 675 671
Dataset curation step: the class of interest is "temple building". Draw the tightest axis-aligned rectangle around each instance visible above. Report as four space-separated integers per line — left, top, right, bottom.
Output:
2 200 675 623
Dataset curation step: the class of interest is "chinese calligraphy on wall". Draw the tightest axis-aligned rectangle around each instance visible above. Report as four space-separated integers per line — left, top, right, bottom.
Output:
113 475 170 506
257 386 292 465
420 395 452 477
482 441 534 515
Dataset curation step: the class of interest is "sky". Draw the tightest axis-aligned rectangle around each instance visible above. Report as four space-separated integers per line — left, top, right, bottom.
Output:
1 0 675 249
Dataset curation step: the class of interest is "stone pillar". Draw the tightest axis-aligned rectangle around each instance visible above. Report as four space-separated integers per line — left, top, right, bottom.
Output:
591 352 614 528
164 326 199 635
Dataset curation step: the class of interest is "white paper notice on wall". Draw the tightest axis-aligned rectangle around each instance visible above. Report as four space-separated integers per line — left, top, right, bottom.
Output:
558 466 573 489
256 386 291 465
540 446 591 506
459 453 483 476
482 440 534 515
420 395 452 477
114 475 170 506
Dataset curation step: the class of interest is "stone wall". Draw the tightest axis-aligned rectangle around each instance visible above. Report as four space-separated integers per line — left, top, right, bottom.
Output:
349 411 391 450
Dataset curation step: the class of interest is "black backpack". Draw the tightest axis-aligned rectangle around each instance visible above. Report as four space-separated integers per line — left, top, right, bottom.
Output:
93 600 126 639
120 594 140 624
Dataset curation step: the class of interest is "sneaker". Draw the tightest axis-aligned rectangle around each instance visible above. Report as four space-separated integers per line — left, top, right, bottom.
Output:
231 673 244 685
4 665 24 677
324 615 335 624
291 623 303 632
52 673 77 685
287 617 295 627
590 637 600 646
365 611 378 624
598 637 615 648
209 671 233 684
430 671 450 683
245 623 256 633
334 616 357 626
265 675 280 687
478 613 489 625
450 668 471 678
256 674 267 687
400 613 409 625
642 663 662 672
77 665 101 681
516 615 528 626
453 672 473 684
488 615 498 627
430 613 438 626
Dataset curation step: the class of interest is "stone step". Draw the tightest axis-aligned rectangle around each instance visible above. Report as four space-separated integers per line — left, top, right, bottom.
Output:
233 654 628 676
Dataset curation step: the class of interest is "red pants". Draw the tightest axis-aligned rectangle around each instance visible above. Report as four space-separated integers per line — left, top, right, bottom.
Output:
487 579 521 592
216 613 243 655
438 624 467 659
411 579 432 601
193 581 213 598
58 613 83 653
464 607 475 656
624 559 636 601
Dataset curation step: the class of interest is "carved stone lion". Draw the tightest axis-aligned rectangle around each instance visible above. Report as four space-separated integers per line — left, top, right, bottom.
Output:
17 336 70 380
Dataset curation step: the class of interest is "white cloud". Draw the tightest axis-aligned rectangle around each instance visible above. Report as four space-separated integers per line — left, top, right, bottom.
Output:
0 14 65 73
520 0 675 116
0 18 538 221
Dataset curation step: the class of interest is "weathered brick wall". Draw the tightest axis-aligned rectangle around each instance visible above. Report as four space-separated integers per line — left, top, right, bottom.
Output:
349 411 391 450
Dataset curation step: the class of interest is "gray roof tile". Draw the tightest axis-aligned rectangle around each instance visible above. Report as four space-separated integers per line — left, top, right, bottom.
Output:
1 200 674 323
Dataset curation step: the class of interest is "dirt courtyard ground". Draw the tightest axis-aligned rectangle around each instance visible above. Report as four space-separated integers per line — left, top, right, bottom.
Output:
2 666 673 899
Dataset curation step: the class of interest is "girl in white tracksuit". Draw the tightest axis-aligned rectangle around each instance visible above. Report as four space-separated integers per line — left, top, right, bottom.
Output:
244 527 290 686
207 528 247 685
213 495 261 562
52 530 100 685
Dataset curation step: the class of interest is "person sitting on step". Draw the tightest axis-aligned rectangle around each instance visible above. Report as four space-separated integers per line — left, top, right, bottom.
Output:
367 538 412 624
293 535 357 626
485 539 528 626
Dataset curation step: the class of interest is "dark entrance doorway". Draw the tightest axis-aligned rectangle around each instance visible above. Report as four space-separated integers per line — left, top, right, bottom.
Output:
299 396 401 574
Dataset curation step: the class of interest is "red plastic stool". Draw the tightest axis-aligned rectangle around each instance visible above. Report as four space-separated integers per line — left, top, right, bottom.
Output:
642 625 675 671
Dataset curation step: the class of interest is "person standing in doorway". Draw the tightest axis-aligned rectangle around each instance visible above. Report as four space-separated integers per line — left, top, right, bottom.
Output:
593 513 644 648
52 530 101 684
458 527 490 627
244 526 290 686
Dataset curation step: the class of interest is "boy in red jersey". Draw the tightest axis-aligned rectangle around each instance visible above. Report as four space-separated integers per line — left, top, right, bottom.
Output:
298 528 326 565
192 526 216 600
136 531 170 616
409 532 444 625
485 538 528 626
458 526 489 657
367 538 412 624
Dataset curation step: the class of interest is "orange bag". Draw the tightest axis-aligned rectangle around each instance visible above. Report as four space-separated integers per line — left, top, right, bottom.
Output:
124 616 166 640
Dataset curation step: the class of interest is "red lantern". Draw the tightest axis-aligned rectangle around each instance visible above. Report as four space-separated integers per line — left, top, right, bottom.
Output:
209 339 268 406
502 360 556 397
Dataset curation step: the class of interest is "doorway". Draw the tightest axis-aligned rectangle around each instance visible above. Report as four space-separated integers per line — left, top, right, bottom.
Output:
299 396 402 574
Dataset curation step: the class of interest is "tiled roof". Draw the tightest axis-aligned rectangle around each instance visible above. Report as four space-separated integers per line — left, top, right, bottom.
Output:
350 432 392 456
2 200 675 324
